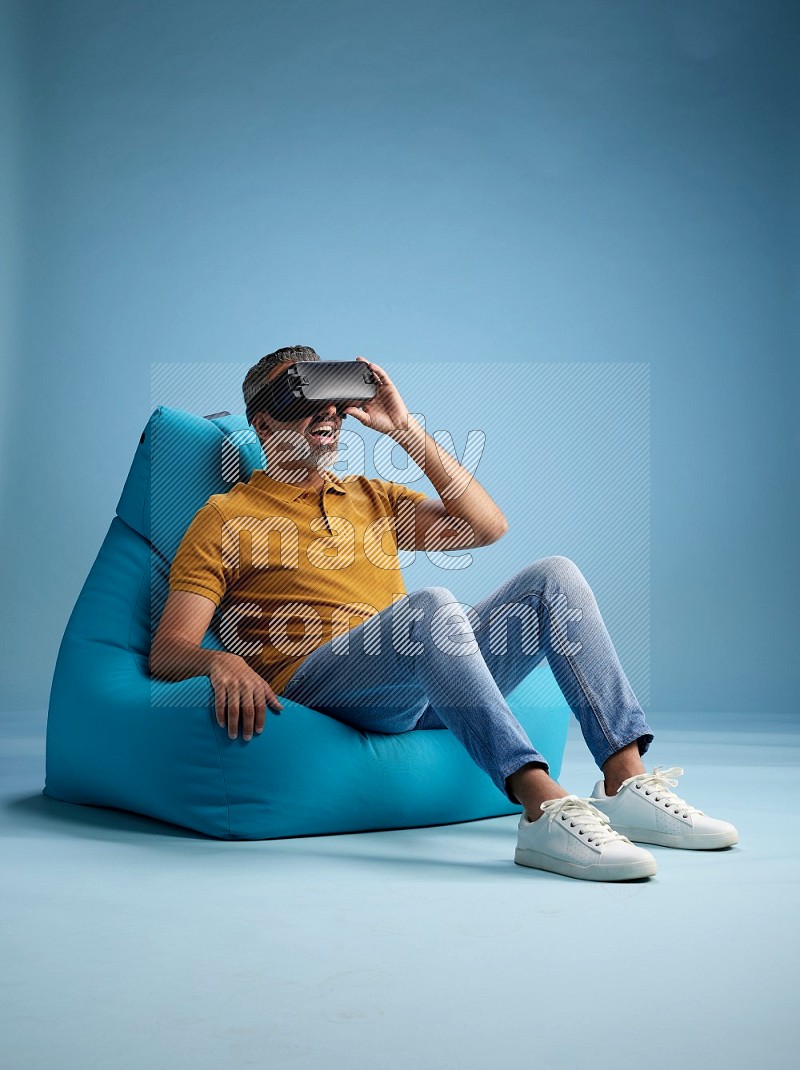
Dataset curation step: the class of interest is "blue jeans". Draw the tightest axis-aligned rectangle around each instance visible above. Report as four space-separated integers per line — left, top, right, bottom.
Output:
280 556 654 804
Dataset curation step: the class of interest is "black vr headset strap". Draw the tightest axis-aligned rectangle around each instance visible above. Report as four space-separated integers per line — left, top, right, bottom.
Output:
245 371 286 425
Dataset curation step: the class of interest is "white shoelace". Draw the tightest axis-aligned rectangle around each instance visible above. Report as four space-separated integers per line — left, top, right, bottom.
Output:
537 795 627 847
592 766 705 819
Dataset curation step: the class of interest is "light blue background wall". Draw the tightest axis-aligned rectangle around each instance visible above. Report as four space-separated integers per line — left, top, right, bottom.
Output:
1 0 797 715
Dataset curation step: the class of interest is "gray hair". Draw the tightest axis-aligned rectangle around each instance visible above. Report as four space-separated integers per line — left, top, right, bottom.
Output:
242 345 321 420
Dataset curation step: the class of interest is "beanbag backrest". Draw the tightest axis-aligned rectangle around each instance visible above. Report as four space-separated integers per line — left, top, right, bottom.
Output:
117 406 265 557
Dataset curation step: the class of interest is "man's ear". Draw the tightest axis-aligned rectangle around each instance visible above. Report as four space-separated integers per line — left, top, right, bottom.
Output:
251 413 271 446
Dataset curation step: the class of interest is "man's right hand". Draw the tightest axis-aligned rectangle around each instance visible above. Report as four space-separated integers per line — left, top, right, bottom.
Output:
209 653 284 741
149 591 284 741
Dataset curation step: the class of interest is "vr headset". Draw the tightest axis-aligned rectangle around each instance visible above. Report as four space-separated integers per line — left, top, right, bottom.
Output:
246 361 378 424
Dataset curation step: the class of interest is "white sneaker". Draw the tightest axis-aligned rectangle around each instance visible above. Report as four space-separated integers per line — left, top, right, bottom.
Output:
589 766 739 850
514 794 658 881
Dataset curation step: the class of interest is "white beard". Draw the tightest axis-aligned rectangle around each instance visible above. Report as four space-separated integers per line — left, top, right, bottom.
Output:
306 439 338 470
263 428 338 484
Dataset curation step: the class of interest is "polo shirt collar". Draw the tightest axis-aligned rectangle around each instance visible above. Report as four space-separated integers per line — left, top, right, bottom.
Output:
249 468 347 501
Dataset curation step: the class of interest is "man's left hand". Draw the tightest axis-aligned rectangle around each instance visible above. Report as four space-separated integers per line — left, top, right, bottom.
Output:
342 357 411 436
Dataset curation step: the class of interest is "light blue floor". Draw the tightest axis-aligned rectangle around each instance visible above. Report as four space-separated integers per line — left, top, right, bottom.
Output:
2 708 797 1070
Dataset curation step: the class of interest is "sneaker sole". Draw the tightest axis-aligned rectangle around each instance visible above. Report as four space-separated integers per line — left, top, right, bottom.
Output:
610 825 739 850
514 846 657 882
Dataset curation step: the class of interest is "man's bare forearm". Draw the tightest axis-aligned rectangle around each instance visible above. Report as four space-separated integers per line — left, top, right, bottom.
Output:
389 414 507 539
149 638 232 681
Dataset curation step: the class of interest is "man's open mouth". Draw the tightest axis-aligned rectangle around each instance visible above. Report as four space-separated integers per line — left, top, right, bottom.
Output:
306 423 338 446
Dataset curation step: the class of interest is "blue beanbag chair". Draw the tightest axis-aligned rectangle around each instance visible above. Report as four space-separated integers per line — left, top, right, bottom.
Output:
43 406 570 839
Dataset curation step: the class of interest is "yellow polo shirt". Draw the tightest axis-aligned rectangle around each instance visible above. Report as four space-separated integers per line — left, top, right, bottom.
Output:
168 468 430 694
